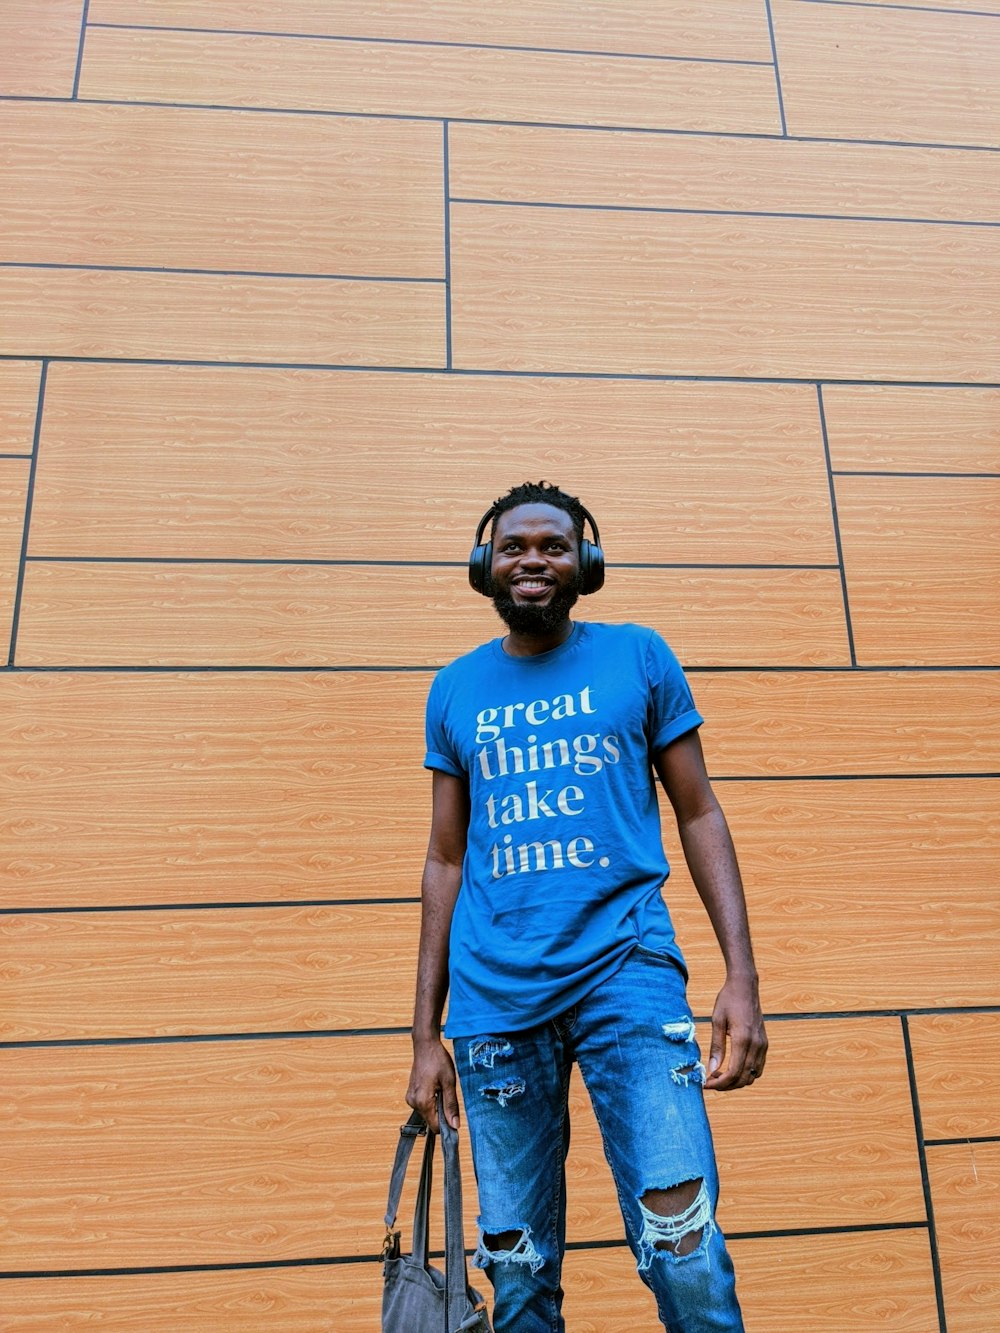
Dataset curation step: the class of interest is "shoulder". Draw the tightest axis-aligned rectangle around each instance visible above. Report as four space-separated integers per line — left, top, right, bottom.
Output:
583 620 670 659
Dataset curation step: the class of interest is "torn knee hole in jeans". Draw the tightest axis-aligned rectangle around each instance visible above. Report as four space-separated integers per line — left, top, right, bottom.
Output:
637 1180 715 1269
661 1015 706 1087
474 1224 544 1275
480 1079 525 1107
468 1037 514 1070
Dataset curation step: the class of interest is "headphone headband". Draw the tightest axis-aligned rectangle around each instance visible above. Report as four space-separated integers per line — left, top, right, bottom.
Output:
468 502 605 597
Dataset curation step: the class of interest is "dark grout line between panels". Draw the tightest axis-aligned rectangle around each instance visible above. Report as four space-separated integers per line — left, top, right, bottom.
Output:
764 0 788 137
0 261 445 283
71 0 90 99
6 362 46 668
901 1016 949 1333
797 0 1000 18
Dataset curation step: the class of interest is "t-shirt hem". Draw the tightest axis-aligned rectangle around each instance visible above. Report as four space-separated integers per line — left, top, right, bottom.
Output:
424 750 463 778
651 708 703 754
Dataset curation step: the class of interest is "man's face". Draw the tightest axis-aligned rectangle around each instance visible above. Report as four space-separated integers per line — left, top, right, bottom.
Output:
490 503 583 635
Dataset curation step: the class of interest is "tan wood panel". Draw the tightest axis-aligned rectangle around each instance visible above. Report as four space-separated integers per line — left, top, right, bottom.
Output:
771 0 1000 148
0 1019 923 1270
0 361 41 454
0 1229 938 1331
6 778 994 1021
0 267 444 366
848 0 999 10
670 779 1000 1015
32 364 836 565
0 102 443 277
823 386 1000 474
926 1142 1000 1333
0 0 83 97
0 461 31 651
908 1014 1000 1141
451 203 1000 381
837 476 1000 665
15 563 850 668
78 26 781 134
450 122 1000 223
87 0 774 61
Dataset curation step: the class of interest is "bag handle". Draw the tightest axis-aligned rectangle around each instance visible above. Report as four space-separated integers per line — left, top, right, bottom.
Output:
383 1097 477 1332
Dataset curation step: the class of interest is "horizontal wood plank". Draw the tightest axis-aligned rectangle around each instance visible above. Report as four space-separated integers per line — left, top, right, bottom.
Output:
0 102 444 278
0 0 83 97
0 1019 922 1270
451 204 1000 381
78 26 781 134
0 267 445 365
771 0 1000 148
926 1142 1000 1333
823 386 1000 474
908 1014 1000 1141
0 361 41 455
86 0 775 61
449 122 1000 223
32 364 836 565
837 476 1000 665
0 462 31 652
14 562 850 668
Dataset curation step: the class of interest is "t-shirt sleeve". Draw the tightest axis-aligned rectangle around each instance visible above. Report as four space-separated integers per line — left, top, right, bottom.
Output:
424 671 465 777
646 630 704 753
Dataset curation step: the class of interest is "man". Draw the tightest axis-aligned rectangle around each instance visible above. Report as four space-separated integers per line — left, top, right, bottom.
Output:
407 481 766 1332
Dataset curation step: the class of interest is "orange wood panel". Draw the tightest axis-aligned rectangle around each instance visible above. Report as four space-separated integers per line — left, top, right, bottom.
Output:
695 670 1000 776
0 1229 939 1331
908 1014 1000 1141
0 0 83 97
823 386 1000 474
0 268 445 366
926 1142 1000 1333
771 0 1000 147
86 0 775 62
0 461 31 650
32 364 836 565
0 1019 922 1272
0 361 41 454
450 122 1000 224
15 562 849 668
671 778 1000 1015
0 903 419 1040
837 476 1000 665
562 1230 939 1333
451 203 1000 381
78 26 781 134
0 671 429 909
0 102 444 278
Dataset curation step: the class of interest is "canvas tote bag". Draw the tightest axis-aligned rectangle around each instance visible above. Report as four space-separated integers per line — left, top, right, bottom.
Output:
381 1100 492 1332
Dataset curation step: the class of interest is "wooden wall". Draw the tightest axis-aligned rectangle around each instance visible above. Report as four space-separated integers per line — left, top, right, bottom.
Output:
1 2 998 1328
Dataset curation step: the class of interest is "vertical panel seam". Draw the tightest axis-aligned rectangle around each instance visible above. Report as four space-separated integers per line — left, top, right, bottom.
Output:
443 120 453 369
72 0 91 100
764 0 789 136
817 383 858 666
901 1015 949 1332
6 360 47 667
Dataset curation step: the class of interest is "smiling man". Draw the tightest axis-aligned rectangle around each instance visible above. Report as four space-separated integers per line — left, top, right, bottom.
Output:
407 481 766 1332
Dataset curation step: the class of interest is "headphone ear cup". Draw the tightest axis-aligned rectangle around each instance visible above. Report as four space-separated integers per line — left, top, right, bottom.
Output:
580 540 605 594
468 541 493 596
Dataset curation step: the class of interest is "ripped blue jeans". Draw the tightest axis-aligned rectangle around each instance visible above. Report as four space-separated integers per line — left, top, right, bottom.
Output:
452 947 743 1332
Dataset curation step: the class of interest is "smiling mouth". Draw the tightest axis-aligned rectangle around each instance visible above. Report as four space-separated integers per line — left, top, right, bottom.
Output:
512 578 553 597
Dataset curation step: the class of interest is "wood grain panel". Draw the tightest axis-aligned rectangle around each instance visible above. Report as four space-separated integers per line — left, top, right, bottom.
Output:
670 779 1000 1015
695 670 1000 776
838 476 1000 665
0 0 83 97
771 0 1000 147
0 1229 938 1330
86 0 774 61
451 204 1000 381
450 122 1000 223
15 562 850 668
0 361 41 455
0 267 444 366
0 903 420 1041
32 364 836 564
0 102 443 277
0 672 429 909
0 461 31 651
78 26 781 134
926 1142 1000 1333
847 0 999 10
823 386 1000 474
0 1019 922 1271
908 1014 1000 1141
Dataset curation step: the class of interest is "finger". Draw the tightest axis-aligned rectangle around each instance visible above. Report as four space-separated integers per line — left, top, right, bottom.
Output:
707 1014 727 1081
442 1077 461 1130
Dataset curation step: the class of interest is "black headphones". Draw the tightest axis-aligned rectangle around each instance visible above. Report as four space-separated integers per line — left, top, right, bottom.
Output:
468 502 605 597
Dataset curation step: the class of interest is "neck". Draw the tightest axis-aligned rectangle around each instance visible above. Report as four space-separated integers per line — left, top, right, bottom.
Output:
503 618 574 658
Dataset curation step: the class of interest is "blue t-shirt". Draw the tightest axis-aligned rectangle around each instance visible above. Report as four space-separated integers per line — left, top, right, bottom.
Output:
424 621 703 1037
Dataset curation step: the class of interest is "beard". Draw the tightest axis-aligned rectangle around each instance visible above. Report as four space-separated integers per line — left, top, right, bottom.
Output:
492 574 583 636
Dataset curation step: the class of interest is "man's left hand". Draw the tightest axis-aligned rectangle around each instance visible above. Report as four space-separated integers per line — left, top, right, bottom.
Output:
704 975 767 1091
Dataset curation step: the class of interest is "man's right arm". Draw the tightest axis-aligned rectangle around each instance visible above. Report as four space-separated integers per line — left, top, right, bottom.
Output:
406 768 470 1132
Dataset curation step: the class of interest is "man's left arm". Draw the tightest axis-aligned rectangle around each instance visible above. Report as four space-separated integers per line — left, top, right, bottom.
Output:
653 729 768 1091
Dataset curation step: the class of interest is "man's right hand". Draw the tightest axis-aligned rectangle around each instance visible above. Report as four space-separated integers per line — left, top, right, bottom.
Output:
406 1039 460 1132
